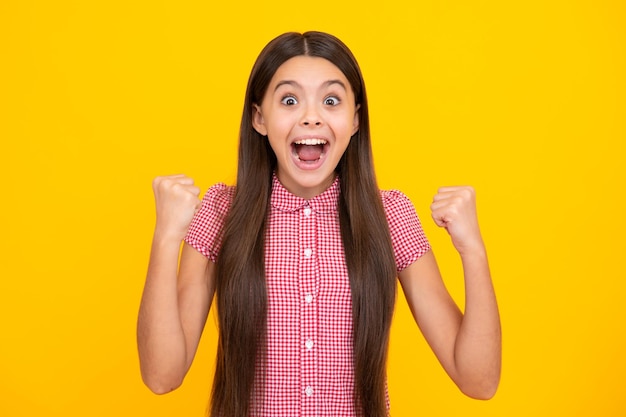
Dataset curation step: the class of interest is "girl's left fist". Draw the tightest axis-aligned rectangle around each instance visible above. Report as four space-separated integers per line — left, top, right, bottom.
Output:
430 186 485 255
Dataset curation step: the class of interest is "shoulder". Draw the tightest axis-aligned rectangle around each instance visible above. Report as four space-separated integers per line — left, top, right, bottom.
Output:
380 189 412 205
190 182 236 236
184 183 236 261
380 189 417 219
200 183 236 214
379 188 431 271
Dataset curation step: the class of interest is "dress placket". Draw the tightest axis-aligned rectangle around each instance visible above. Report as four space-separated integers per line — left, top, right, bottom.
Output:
299 201 320 416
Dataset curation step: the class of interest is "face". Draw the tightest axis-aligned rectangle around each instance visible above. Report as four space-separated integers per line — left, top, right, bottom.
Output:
252 56 360 199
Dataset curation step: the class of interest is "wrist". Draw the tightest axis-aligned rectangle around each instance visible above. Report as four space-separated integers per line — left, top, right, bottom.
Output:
456 239 487 260
152 228 186 249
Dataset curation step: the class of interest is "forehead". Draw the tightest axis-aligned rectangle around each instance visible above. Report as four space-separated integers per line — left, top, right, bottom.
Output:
269 56 350 90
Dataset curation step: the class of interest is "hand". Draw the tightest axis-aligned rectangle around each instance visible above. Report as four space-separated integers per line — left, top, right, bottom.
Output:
152 174 201 242
430 186 485 256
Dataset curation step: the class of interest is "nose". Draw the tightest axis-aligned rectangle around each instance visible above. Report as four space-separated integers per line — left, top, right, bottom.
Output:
301 104 322 127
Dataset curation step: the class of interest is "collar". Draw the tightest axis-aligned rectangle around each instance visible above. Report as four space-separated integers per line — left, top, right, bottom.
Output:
270 173 340 214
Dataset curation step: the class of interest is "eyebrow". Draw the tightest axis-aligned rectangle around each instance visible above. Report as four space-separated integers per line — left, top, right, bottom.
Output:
273 79 348 92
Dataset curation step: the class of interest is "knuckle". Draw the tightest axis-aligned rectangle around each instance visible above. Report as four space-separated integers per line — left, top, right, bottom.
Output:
458 188 473 201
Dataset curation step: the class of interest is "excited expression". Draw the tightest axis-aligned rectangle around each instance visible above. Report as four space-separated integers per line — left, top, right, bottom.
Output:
252 56 360 199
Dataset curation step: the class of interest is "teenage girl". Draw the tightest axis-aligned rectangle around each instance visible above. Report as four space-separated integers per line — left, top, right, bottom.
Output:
137 31 501 417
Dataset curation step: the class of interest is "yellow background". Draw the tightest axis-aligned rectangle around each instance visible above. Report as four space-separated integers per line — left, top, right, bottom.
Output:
1 0 625 415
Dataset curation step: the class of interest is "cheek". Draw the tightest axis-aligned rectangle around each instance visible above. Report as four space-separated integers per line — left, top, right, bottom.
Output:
266 123 295 154
330 114 358 136
265 113 297 137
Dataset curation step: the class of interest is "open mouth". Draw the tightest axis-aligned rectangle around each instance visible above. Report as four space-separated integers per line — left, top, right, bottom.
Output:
292 138 328 163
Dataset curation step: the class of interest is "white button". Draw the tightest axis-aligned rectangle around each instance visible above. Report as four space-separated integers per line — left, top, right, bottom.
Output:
305 339 314 350
304 248 312 257
303 207 312 216
305 386 314 396
305 294 313 303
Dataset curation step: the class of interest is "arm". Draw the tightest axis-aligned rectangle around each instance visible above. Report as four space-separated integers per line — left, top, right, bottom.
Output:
137 175 215 394
398 186 501 400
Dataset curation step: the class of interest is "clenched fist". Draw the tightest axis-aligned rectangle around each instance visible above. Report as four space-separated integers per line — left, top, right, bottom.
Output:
152 174 201 242
430 186 485 256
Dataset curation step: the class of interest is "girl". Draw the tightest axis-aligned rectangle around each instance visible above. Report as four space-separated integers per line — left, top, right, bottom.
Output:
137 31 501 417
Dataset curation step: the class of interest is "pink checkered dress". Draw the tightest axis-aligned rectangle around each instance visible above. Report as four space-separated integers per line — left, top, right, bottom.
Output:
185 175 430 416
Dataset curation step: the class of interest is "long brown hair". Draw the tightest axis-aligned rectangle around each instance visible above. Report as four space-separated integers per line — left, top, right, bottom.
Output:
212 31 397 417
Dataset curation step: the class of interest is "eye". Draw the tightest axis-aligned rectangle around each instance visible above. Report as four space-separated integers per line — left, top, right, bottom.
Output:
281 95 298 106
324 96 340 106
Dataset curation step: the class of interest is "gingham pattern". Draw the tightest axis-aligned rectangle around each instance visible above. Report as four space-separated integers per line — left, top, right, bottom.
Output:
184 175 430 417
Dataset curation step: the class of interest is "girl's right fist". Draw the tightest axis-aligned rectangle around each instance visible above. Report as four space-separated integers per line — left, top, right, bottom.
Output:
152 174 201 242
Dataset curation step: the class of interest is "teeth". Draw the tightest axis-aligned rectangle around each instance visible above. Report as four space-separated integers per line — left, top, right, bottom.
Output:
294 138 327 145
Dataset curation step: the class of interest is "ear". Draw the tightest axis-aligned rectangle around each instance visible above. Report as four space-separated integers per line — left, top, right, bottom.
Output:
252 104 268 136
351 104 361 136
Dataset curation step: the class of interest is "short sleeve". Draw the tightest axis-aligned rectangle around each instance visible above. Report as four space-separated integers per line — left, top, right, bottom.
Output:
184 183 235 262
381 190 431 272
